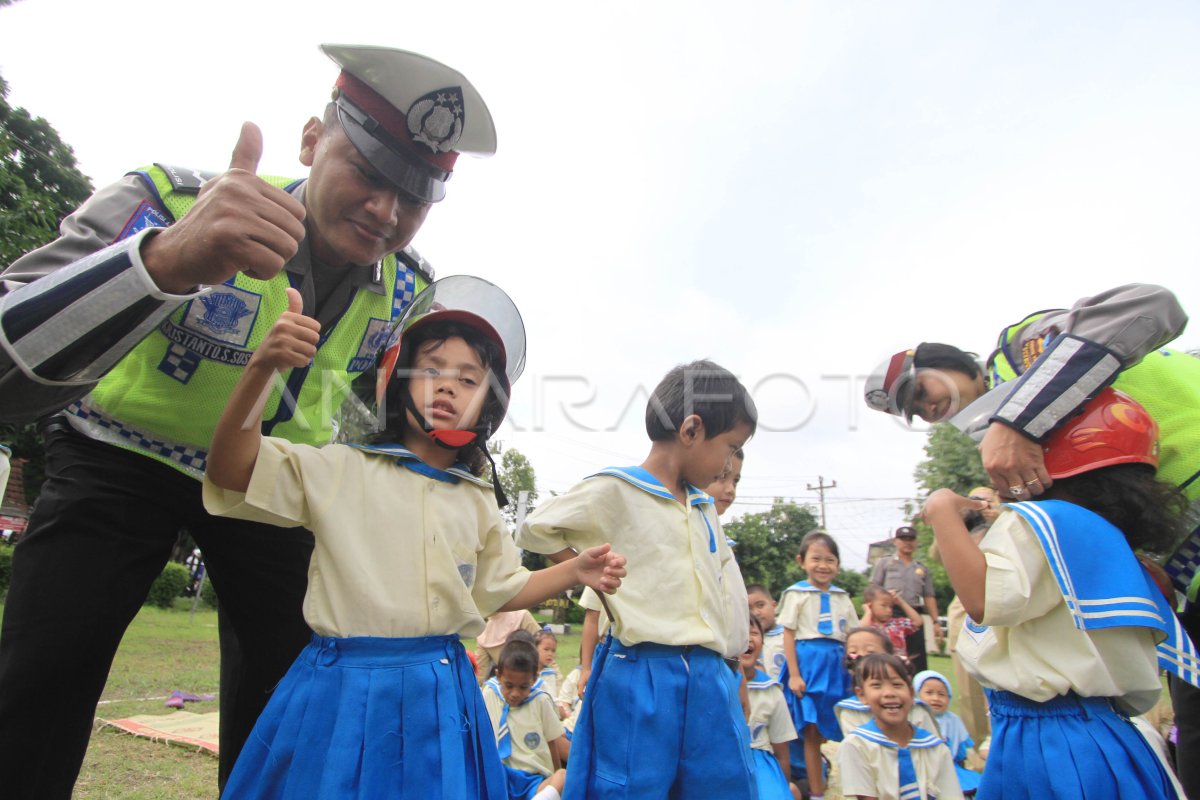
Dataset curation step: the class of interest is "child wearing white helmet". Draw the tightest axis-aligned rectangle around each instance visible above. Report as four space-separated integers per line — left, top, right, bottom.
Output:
204 278 626 799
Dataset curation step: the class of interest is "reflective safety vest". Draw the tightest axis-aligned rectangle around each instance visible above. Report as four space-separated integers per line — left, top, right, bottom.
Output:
988 311 1200 505
67 164 428 479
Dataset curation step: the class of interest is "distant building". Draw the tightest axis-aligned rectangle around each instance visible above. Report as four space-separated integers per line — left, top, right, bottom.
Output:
866 537 896 569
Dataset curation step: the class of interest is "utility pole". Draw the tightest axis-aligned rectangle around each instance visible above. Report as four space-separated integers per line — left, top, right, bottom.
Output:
806 475 837 528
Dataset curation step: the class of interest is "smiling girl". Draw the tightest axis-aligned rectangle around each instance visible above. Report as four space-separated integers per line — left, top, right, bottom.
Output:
779 531 859 800
839 654 963 800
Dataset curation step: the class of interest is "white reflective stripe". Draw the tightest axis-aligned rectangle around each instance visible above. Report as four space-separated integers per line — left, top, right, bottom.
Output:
1078 608 1165 622
994 337 1084 421
74 308 173 382
1024 354 1119 438
13 266 154 368
1076 596 1158 608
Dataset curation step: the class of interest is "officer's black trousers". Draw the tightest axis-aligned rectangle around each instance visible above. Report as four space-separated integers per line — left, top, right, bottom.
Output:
0 425 313 799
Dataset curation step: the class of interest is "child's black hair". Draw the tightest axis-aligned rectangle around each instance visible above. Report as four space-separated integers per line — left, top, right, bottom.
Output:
1043 463 1188 556
798 530 840 562
748 614 765 635
535 629 557 645
379 318 506 476
497 639 539 677
915 342 983 380
505 629 537 647
853 652 911 690
844 626 894 654
745 583 773 599
645 359 757 442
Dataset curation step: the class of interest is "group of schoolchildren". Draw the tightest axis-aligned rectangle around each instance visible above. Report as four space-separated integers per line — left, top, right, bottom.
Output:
198 273 1197 799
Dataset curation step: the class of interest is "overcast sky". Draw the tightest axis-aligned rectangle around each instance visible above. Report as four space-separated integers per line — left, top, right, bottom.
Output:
3 1 1198 568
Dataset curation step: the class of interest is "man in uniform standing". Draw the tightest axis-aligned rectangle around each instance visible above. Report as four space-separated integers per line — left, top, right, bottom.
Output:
0 45 496 798
869 525 942 674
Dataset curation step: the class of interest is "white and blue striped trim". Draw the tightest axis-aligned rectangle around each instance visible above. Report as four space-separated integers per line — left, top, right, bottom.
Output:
1008 501 1166 630
589 466 719 552
782 580 848 595
746 669 778 691
348 442 492 488
850 720 943 750
990 334 1121 440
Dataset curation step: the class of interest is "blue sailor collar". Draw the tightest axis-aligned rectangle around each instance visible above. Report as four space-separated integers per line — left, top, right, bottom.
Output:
588 466 711 506
484 676 548 708
837 696 869 712
746 669 778 691
1008 500 1200 688
851 719 943 750
783 580 847 594
348 442 493 489
765 624 784 637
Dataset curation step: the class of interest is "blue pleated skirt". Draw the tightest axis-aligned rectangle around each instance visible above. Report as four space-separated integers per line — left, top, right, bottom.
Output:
979 690 1180 800
223 634 507 799
780 637 850 742
750 747 793 800
503 765 545 800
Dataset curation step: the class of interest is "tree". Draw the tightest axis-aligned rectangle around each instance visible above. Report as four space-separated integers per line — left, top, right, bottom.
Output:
495 447 538 529
1 72 93 269
0 68 93 503
908 423 990 613
725 499 821 594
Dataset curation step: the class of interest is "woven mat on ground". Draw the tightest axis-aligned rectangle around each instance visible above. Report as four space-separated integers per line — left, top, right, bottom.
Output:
99 710 219 756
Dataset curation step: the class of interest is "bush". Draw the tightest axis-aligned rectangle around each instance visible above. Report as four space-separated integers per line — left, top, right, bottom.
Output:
200 574 219 609
146 562 190 609
0 545 12 599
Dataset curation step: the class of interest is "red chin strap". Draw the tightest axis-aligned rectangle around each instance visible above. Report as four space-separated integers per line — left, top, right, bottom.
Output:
428 429 479 449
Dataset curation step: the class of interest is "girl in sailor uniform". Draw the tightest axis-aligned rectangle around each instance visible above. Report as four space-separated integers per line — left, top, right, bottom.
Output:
925 387 1198 800
779 530 859 800
835 627 941 739
913 671 981 795
203 277 625 799
839 653 963 800
535 629 565 706
741 615 801 800
483 639 569 800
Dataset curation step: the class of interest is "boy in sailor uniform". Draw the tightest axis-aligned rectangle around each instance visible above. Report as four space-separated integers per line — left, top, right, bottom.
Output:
741 615 801 800
483 639 569 800
518 359 758 799
838 654 963 800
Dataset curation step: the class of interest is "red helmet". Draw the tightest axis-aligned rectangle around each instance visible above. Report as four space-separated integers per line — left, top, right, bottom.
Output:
1042 387 1159 480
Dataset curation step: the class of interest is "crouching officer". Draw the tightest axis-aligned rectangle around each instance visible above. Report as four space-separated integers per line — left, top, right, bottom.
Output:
0 44 496 798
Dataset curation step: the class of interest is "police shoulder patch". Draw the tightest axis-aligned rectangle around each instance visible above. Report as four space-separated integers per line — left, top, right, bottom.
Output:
155 163 219 194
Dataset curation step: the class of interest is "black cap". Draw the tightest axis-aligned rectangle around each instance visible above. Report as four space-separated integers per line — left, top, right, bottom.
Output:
894 526 918 539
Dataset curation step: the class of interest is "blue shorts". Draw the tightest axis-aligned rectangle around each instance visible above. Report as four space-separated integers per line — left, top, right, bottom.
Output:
980 690 1180 800
224 634 507 799
563 638 757 800
504 765 546 800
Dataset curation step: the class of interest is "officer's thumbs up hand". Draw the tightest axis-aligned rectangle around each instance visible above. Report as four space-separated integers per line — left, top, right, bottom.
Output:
248 287 322 373
141 122 307 294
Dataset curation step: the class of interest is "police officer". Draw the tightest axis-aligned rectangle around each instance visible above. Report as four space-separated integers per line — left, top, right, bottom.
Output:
869 525 942 674
0 44 495 798
864 282 1200 796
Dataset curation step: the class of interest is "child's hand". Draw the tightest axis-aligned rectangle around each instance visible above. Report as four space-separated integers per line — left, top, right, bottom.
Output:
248 288 321 372
887 589 901 605
921 488 987 525
788 675 806 696
575 544 627 594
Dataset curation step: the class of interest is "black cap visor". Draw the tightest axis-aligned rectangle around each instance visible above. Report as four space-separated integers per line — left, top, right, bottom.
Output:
335 100 449 203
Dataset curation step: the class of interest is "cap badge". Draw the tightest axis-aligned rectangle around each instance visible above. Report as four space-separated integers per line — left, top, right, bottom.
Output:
407 87 465 154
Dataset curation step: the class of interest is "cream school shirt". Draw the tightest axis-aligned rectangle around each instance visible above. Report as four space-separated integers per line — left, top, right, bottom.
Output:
839 728 964 800
202 438 530 639
835 699 941 739
776 587 859 642
956 512 1162 715
747 677 798 752
760 627 788 682
483 687 565 777
519 473 749 658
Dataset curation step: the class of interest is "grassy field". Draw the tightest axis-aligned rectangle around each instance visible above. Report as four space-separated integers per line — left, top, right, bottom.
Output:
0 601 963 798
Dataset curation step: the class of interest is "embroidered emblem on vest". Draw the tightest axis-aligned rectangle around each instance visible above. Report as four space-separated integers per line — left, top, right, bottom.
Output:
183 285 261 346
407 87 465 153
348 318 391 373
197 292 254 336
